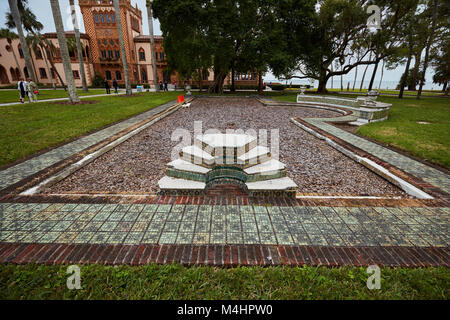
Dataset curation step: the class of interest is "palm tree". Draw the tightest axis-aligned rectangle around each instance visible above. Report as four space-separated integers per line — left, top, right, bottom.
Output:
49 0 79 102
44 39 66 89
417 0 439 100
6 0 43 34
0 29 23 79
25 34 40 82
69 0 88 92
8 0 36 81
29 32 55 89
146 0 158 91
113 0 132 95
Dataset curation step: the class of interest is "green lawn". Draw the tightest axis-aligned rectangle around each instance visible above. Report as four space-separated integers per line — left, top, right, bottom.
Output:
0 89 109 104
357 96 450 169
270 93 450 169
0 92 179 167
0 264 447 299
308 88 445 96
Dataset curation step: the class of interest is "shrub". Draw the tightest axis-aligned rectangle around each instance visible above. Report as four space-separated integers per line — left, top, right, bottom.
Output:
270 84 285 91
92 72 105 87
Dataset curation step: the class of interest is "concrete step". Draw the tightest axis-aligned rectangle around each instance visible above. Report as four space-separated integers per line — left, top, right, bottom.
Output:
244 159 286 182
237 146 271 167
158 176 205 191
167 159 210 174
246 176 297 191
180 145 215 167
195 133 257 157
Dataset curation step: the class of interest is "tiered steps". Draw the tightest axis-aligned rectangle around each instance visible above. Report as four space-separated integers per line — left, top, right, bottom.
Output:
158 133 297 196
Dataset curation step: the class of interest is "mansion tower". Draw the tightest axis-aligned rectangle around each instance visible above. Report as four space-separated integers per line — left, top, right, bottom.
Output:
0 0 258 88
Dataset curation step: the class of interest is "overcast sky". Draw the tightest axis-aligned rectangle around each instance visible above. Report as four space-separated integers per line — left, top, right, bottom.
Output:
0 0 439 89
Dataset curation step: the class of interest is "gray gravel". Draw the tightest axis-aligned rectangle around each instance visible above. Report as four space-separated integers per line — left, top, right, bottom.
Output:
44 97 406 196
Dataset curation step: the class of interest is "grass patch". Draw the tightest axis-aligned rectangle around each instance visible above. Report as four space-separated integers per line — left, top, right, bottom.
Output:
0 264 448 300
0 89 107 104
357 96 450 169
0 92 179 167
269 93 450 169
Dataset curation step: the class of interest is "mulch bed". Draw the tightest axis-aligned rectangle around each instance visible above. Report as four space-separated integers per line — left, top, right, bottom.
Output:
43 97 407 196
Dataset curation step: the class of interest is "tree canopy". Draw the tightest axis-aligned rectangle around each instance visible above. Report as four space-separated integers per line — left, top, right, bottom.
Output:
152 0 316 92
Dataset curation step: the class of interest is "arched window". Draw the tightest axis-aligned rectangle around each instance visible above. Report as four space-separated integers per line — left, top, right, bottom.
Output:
39 68 47 79
35 48 43 59
138 48 145 61
111 13 116 23
94 13 99 23
10 67 18 81
115 71 122 80
0 65 9 84
100 14 104 23
105 13 110 23
24 67 29 78
18 44 24 58
85 45 90 58
105 70 111 80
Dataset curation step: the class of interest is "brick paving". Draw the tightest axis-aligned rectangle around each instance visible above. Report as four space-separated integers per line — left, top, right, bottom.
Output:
0 96 449 267
0 242 448 267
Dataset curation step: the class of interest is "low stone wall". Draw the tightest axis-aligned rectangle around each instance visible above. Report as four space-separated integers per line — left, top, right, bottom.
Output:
296 93 391 123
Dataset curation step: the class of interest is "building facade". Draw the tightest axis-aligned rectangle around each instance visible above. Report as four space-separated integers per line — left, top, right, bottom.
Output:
0 0 258 88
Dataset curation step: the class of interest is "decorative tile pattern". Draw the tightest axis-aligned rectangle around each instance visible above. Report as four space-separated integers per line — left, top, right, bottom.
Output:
0 203 448 249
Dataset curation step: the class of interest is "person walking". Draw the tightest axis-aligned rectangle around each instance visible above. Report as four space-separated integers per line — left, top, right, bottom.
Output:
112 79 118 94
28 78 38 102
104 80 111 94
24 79 33 103
164 81 168 91
174 81 177 91
159 81 163 91
17 78 26 103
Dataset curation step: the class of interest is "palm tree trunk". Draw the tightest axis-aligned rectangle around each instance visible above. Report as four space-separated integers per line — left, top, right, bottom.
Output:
359 50 373 92
146 1 158 92
377 59 385 90
417 0 438 100
368 56 379 91
70 0 88 92
47 49 66 89
40 43 55 89
8 0 36 81
399 51 412 99
29 44 39 82
352 52 359 90
114 0 132 95
50 0 79 102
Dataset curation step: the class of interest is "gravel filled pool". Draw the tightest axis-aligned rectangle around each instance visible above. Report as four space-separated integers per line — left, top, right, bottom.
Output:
42 97 407 197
